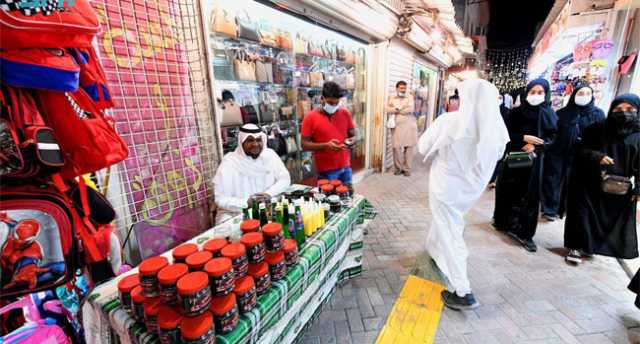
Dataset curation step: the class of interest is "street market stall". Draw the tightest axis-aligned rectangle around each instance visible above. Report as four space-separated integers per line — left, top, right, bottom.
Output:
82 191 375 344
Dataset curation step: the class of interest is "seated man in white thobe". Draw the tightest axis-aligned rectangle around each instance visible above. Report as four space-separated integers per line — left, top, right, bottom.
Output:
213 124 291 224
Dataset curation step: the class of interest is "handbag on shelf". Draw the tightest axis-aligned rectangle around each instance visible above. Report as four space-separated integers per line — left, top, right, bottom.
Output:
242 102 260 124
259 102 277 123
345 48 356 64
220 99 243 127
210 6 237 38
601 170 633 195
280 105 295 120
504 151 536 169
294 34 308 55
259 22 279 47
212 48 236 80
256 59 273 83
236 11 260 42
310 72 324 88
277 30 293 50
323 40 337 60
336 45 346 61
234 51 257 81
297 100 311 120
308 41 323 57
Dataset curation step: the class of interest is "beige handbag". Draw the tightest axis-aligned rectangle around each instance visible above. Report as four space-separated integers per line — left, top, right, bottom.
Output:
294 33 308 55
297 100 311 120
234 51 256 81
256 59 273 83
309 72 324 88
220 99 243 127
345 48 356 64
210 6 237 38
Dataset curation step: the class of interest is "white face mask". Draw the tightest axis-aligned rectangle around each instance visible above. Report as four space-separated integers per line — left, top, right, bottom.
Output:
323 103 339 115
527 94 545 106
398 91 406 97
574 94 592 106
514 96 521 107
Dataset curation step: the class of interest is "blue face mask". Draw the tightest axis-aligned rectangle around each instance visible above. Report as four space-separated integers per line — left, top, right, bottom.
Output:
323 103 339 115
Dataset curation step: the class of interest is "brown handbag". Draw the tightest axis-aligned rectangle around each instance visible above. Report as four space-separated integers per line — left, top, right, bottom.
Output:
210 6 237 38
601 172 633 195
297 100 311 120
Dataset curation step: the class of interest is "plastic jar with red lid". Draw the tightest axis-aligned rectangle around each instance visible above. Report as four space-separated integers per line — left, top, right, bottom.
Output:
317 179 330 187
131 285 145 321
172 243 198 264
330 180 343 188
157 305 183 344
234 276 257 314
185 251 213 272
320 184 334 196
248 262 271 295
158 263 189 305
283 239 299 266
240 232 266 264
117 273 139 311
265 251 287 281
177 271 212 316
336 185 349 200
262 223 284 252
203 238 227 257
205 257 235 297
180 311 215 344
139 256 168 297
143 296 161 333
240 219 260 234
221 243 248 280
210 293 239 335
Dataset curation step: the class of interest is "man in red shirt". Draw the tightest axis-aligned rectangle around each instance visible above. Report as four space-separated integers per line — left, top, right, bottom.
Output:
301 82 356 185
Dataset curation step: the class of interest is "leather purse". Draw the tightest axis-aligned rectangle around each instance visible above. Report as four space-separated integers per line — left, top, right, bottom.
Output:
236 11 260 42
259 102 277 123
505 152 536 169
234 51 256 81
210 7 237 38
242 101 260 124
220 99 243 127
297 100 311 120
336 44 346 61
601 172 633 195
277 30 293 50
256 59 273 83
294 34 308 55
345 48 356 64
259 22 279 47
310 72 324 88
308 41 323 57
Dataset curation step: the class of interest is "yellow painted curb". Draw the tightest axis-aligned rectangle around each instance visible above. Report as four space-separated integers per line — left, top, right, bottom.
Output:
375 275 446 344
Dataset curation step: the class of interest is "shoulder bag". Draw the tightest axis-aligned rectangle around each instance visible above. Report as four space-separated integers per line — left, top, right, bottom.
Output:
210 6 237 38
236 11 260 42
277 30 293 50
294 34 308 55
220 99 243 127
601 172 633 195
505 151 536 169
259 22 279 47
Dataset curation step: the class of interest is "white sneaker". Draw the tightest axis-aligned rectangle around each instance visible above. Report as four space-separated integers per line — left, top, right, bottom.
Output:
566 250 582 264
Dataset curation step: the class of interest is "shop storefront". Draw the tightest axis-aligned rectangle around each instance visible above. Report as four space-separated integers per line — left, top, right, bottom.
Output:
204 0 370 183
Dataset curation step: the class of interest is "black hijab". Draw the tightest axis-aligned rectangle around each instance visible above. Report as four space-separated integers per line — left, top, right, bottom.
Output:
605 93 640 139
521 78 557 132
557 82 604 126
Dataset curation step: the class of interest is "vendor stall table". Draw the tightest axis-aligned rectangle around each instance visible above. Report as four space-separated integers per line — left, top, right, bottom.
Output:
82 194 375 344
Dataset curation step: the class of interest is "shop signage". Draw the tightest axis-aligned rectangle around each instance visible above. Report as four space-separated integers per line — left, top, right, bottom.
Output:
92 0 211 258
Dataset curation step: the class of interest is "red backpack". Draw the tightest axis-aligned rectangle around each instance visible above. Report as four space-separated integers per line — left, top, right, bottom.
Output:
0 85 65 179
0 0 100 49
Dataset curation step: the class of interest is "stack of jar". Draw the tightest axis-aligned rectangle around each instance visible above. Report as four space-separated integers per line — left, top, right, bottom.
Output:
117 225 301 343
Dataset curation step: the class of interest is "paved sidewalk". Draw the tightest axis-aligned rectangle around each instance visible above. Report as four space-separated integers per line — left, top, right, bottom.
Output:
302 161 640 344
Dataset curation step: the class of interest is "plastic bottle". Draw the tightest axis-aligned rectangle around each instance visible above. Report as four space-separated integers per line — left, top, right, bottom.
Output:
295 205 306 246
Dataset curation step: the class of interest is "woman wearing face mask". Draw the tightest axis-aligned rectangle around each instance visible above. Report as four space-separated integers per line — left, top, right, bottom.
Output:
387 80 417 176
542 82 605 222
493 79 558 252
563 94 640 264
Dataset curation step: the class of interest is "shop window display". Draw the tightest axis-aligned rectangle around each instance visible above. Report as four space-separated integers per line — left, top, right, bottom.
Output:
206 0 368 183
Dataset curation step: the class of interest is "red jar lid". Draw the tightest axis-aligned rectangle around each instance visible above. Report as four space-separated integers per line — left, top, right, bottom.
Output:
185 251 213 270
117 273 139 293
240 232 264 247
265 251 285 265
283 239 297 253
320 184 334 193
204 257 233 277
210 293 237 315
203 238 227 253
221 243 246 259
248 262 269 277
158 263 189 285
336 186 348 194
157 305 182 330
177 272 210 295
240 219 260 233
131 285 145 303
181 312 213 340
143 296 161 316
234 276 255 294
139 256 169 276
172 243 198 261
330 180 342 187
317 179 330 186
262 223 282 237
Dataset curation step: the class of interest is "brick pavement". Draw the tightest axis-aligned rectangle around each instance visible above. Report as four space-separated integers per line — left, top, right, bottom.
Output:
302 160 640 344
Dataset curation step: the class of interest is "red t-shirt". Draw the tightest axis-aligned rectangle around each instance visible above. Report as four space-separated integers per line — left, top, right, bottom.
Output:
301 108 355 173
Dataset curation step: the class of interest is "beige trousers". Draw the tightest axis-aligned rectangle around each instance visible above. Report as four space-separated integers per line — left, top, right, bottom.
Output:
393 146 413 172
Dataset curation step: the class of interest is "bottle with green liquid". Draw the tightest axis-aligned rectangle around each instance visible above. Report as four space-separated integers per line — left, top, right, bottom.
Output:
259 203 268 227
294 205 305 247
277 205 289 239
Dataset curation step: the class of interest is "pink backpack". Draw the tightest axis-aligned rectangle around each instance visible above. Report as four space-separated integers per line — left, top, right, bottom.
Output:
0 297 71 344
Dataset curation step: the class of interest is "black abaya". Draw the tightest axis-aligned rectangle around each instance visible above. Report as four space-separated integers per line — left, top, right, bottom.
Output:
542 86 605 217
563 94 640 258
494 79 558 240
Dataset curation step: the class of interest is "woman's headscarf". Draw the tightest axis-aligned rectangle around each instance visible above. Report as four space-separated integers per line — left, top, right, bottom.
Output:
605 93 640 139
558 82 604 126
520 78 558 133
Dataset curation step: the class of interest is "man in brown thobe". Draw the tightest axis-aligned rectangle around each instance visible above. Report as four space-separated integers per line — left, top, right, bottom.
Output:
388 81 418 176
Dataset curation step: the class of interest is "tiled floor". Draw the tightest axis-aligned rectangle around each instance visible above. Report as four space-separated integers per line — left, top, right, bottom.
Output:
302 160 640 344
